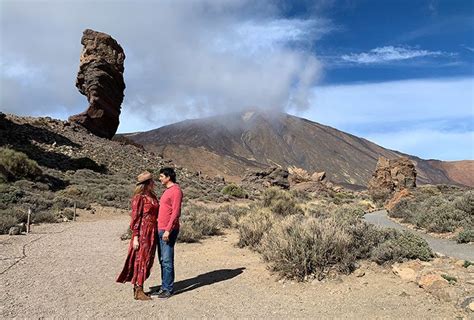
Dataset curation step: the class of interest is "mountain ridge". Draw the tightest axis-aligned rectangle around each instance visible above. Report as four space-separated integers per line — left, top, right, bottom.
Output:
122 111 472 187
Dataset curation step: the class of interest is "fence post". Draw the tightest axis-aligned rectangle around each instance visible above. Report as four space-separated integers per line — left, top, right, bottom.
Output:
27 207 31 234
73 202 77 221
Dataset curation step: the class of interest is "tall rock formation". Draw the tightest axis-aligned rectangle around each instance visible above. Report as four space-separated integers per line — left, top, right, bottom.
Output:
368 156 417 203
69 29 125 139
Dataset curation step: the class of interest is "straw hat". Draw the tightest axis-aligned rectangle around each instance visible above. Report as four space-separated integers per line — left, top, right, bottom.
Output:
136 171 153 185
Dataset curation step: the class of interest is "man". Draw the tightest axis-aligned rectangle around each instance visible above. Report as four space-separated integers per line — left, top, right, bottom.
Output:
155 167 182 298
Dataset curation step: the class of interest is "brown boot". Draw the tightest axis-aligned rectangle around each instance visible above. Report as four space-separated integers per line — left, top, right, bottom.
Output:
134 286 151 301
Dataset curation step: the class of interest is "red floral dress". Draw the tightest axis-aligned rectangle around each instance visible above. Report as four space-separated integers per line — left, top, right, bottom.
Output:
116 194 159 286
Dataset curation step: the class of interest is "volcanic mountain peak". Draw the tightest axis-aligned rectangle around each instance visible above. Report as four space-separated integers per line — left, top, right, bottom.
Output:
125 111 473 187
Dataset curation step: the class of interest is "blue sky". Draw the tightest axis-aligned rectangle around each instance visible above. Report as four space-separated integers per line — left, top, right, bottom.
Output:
1 0 473 160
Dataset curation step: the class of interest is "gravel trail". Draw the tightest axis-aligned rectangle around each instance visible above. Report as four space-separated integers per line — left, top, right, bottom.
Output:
0 214 464 319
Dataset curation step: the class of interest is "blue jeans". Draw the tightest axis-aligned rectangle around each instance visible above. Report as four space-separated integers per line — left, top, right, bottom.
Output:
157 229 179 293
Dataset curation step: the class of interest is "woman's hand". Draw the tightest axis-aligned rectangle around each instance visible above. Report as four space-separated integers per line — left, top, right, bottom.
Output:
133 236 139 250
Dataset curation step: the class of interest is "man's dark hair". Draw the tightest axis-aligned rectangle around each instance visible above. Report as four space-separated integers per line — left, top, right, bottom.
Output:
159 167 177 183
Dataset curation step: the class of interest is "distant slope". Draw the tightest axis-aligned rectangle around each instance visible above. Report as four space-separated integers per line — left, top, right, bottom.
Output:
427 160 474 187
124 111 471 187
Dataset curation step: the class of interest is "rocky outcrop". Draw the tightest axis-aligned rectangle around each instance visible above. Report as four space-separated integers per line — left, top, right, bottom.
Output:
243 166 289 189
69 29 125 139
368 156 416 203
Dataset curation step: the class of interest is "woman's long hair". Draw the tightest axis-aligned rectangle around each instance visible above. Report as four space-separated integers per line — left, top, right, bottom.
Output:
133 179 157 198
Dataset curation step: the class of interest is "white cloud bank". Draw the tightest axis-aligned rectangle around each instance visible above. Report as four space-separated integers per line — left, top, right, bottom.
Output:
0 0 329 130
341 46 450 64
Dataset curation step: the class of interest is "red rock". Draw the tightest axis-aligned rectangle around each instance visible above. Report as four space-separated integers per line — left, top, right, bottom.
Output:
69 29 125 139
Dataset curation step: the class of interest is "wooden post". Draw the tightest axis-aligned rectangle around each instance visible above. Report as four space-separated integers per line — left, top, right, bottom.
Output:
73 201 77 221
26 208 31 234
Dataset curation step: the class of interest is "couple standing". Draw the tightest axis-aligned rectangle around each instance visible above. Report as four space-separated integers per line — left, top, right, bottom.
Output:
116 167 183 300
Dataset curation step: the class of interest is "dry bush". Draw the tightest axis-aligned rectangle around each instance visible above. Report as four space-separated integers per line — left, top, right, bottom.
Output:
32 211 58 223
0 210 18 234
262 187 303 216
177 204 237 243
260 215 355 280
237 208 274 249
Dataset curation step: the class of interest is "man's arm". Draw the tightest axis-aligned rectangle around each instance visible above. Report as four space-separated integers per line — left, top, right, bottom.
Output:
165 188 182 232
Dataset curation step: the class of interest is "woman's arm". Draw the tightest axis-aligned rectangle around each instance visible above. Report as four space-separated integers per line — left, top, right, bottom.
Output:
130 195 144 238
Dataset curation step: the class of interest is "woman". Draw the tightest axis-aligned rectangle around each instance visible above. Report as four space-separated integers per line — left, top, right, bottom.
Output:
116 171 159 300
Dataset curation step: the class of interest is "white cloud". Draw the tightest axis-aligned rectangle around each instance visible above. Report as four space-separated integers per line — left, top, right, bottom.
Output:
366 129 474 161
341 46 450 64
298 77 474 160
0 0 327 128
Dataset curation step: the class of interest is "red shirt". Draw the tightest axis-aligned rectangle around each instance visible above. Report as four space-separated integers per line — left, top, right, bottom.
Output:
158 184 183 231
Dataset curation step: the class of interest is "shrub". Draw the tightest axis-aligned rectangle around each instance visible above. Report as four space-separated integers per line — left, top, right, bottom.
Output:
441 274 457 284
262 187 303 216
0 147 42 182
120 227 132 241
371 231 433 264
454 191 474 215
457 229 474 243
221 184 248 198
177 205 225 243
388 197 415 221
32 211 58 223
237 208 274 249
271 199 304 216
0 210 18 234
178 222 205 243
414 201 465 233
260 215 355 280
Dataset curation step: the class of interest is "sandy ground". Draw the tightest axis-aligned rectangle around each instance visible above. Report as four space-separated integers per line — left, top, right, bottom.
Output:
0 211 468 319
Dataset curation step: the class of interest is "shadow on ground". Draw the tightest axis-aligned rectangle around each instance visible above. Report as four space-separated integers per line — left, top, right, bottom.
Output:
149 267 245 295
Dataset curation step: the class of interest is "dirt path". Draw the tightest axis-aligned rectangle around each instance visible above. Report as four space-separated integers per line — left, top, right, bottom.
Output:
0 214 465 319
364 210 474 261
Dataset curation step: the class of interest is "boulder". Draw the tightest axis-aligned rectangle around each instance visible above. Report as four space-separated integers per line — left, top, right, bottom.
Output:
69 29 126 139
368 156 416 203
8 226 21 235
311 171 326 182
243 166 289 189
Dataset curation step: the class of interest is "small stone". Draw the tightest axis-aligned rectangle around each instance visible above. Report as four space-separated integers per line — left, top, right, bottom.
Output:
469 302 474 312
354 269 365 277
8 227 21 235
418 274 449 290
392 265 417 282
399 291 410 297
455 260 466 267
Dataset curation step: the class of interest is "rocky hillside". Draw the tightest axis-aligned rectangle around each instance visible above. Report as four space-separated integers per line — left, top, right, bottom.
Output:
124 111 471 187
0 112 228 233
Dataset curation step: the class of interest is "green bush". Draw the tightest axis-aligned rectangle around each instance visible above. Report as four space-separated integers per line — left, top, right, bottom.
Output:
454 191 474 215
262 187 303 216
415 200 465 233
371 231 433 264
457 229 474 243
260 215 355 280
0 148 42 182
388 197 415 221
221 184 248 198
